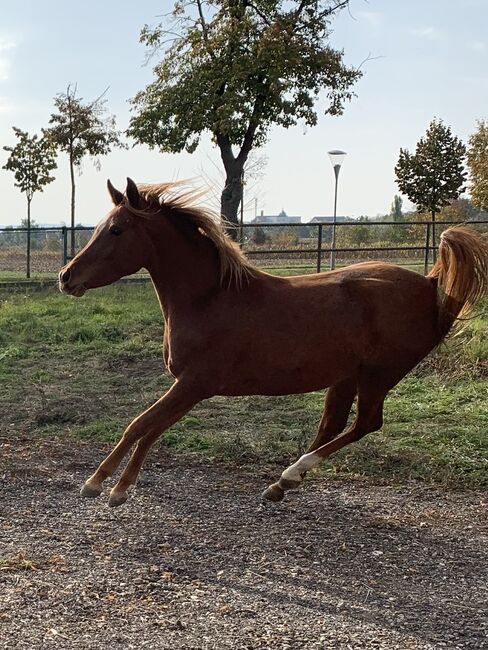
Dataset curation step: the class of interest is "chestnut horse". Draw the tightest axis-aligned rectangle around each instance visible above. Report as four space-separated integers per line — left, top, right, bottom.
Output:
59 178 488 507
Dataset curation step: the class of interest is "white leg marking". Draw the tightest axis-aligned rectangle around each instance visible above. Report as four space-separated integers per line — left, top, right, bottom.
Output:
281 452 321 483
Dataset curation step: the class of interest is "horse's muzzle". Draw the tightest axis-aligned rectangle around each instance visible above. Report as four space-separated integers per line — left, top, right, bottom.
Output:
58 267 86 297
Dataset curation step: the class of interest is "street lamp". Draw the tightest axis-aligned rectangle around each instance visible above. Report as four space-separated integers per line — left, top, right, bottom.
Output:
328 149 347 270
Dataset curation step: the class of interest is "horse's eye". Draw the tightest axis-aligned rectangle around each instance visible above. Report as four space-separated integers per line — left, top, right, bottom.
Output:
110 226 123 236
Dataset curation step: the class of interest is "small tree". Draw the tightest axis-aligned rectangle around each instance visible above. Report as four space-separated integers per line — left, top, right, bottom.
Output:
388 194 407 243
128 0 361 234
44 85 125 255
3 128 56 277
251 226 268 246
395 118 466 257
467 119 488 212
390 195 403 221
338 216 370 248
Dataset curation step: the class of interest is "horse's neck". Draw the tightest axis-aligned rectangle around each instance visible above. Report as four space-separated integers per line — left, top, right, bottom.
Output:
146 229 221 317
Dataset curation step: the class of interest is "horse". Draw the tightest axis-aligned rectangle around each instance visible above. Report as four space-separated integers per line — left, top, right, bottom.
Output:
58 178 488 507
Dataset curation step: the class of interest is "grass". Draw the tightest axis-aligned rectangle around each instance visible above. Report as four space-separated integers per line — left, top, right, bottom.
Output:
0 271 59 282
0 259 426 282
0 283 487 489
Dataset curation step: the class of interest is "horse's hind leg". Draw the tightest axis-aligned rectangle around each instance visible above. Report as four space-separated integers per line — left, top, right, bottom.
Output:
81 379 201 504
262 380 386 502
305 378 357 452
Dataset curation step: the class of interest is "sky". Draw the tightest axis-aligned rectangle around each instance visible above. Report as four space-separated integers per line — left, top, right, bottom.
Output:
0 0 487 226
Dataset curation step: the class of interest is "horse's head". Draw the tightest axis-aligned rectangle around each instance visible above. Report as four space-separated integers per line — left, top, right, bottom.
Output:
59 178 152 296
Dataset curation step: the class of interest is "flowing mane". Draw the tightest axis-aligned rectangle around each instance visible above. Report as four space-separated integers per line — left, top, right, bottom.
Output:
124 181 256 288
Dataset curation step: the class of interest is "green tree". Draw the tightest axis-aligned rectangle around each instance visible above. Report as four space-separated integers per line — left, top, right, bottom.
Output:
250 225 268 246
390 195 403 221
339 216 370 248
44 85 125 255
3 128 56 277
388 194 407 243
128 0 361 234
467 119 488 211
395 118 466 255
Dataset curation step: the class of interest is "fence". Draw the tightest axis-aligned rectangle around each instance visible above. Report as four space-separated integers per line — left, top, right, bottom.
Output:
1 219 488 280
241 219 488 274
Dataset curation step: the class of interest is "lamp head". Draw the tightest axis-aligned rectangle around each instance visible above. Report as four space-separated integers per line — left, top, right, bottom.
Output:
328 150 347 168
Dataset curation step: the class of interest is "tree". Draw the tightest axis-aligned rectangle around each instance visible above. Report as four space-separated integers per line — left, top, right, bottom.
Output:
467 119 488 211
395 118 466 256
128 0 361 234
339 216 370 248
438 199 473 223
388 194 407 243
3 128 56 277
390 195 403 221
44 85 125 255
250 225 268 246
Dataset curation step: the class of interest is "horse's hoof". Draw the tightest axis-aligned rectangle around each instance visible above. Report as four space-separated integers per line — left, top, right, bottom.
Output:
262 483 285 502
108 491 128 508
80 482 102 498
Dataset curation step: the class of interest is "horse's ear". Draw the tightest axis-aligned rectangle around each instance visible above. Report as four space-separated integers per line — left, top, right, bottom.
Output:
107 179 124 206
126 177 140 208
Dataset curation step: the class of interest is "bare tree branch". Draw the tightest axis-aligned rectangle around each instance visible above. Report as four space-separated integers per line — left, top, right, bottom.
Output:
356 51 384 71
243 0 272 25
196 0 211 38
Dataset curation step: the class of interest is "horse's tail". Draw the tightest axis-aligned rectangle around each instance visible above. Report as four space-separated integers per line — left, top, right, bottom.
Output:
428 225 488 338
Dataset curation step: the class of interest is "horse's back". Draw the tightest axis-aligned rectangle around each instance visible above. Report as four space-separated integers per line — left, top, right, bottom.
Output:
312 261 440 366
265 261 440 365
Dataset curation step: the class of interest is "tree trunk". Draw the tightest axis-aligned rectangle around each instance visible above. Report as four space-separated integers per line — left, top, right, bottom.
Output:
220 169 244 240
215 132 248 241
26 197 31 279
69 151 76 258
431 210 437 264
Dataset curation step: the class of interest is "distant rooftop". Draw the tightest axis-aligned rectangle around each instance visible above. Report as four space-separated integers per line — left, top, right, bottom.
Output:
251 210 302 224
309 216 351 223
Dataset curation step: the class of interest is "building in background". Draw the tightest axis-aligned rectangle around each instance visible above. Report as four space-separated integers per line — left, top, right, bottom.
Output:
251 209 302 224
309 215 352 224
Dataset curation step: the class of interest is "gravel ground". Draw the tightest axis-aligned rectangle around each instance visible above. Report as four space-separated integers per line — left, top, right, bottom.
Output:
1 435 487 650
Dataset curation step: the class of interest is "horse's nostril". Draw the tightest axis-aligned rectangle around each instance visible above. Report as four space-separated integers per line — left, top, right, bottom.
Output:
61 268 71 284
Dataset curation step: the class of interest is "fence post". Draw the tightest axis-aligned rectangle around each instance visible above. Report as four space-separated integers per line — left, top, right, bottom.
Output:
317 224 323 273
423 222 431 275
62 226 68 266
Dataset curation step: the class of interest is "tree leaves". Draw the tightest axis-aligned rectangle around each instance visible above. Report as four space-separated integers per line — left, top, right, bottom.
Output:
3 127 57 203
467 119 488 212
44 86 126 168
395 119 467 217
128 0 360 225
128 0 360 158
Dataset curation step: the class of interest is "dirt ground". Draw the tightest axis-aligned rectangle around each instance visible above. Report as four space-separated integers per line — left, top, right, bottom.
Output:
1 435 487 650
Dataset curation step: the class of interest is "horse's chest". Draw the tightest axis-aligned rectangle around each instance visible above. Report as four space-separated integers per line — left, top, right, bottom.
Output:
164 331 196 378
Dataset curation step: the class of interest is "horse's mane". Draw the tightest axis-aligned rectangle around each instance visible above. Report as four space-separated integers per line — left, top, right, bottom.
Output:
124 182 256 288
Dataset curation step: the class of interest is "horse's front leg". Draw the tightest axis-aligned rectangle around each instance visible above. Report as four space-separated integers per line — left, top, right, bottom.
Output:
81 379 202 505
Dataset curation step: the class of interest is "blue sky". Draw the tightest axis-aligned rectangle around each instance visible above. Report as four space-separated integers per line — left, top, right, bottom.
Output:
0 0 487 225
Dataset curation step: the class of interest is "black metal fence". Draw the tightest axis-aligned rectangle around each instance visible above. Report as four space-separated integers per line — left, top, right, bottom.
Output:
1 219 487 280
243 219 488 275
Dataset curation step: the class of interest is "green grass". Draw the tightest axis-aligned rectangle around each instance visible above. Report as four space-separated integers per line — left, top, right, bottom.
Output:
0 284 162 356
0 258 426 282
0 271 59 282
1 284 487 489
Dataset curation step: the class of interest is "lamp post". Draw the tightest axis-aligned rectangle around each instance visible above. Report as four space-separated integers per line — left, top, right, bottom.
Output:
328 149 346 270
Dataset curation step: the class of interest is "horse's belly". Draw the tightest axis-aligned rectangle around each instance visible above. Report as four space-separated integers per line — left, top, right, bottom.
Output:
218 350 358 396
